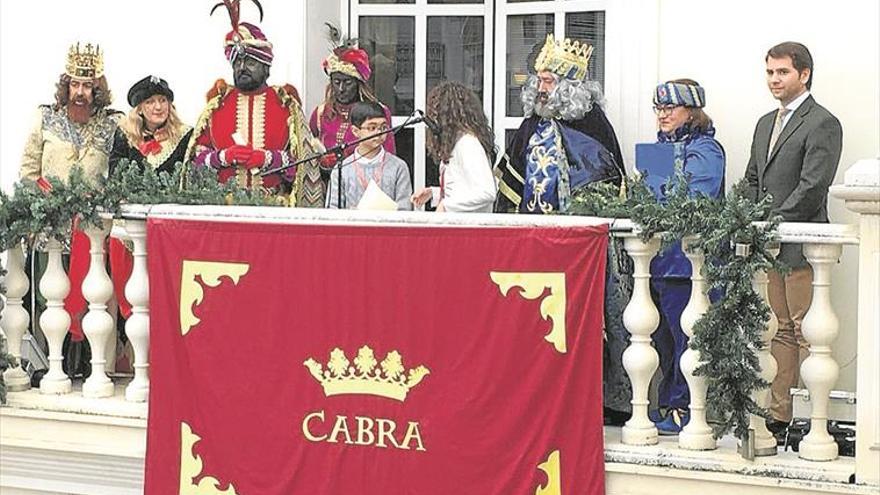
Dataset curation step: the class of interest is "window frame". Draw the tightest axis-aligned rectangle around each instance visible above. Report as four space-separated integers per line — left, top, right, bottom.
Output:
344 0 616 190
349 1 494 192
493 0 616 156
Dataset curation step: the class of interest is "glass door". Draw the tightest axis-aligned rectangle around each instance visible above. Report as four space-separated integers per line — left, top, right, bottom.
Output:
348 0 609 193
494 0 609 154
352 1 493 196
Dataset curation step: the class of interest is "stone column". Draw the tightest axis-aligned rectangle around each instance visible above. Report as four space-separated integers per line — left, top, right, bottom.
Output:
749 245 780 457
799 242 843 461
678 237 716 450
1 245 32 391
621 235 661 446
123 219 150 402
81 219 115 398
831 158 880 482
38 239 72 395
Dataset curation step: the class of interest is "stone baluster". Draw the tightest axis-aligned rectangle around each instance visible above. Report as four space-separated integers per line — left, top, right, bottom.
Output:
123 219 150 402
799 242 843 461
749 245 780 457
831 158 880 486
2 245 32 391
621 235 661 445
39 239 72 394
678 237 716 450
81 219 116 398
832 158 880 484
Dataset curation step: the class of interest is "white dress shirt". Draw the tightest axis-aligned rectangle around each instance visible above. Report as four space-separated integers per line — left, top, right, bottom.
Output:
781 90 811 129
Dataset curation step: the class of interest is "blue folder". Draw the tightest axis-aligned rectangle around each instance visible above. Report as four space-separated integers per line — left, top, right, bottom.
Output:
635 143 675 197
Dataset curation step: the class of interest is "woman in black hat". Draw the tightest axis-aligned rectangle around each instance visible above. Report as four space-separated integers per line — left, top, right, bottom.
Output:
109 75 192 174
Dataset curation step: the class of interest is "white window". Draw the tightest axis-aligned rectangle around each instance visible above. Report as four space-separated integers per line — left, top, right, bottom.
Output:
346 0 611 195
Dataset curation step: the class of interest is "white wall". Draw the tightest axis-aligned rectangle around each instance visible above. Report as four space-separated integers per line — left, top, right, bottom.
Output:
304 1 342 116
0 0 308 193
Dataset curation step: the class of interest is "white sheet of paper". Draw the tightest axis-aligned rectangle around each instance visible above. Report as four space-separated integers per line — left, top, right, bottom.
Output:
356 180 398 211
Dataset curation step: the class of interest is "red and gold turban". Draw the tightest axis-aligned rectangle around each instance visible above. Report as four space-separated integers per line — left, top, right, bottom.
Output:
225 22 274 66
322 47 372 82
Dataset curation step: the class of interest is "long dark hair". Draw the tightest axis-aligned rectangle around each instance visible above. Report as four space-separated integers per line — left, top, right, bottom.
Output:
53 74 112 111
425 81 495 163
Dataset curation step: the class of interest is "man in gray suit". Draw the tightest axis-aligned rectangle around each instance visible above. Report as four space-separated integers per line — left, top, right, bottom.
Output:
745 41 843 430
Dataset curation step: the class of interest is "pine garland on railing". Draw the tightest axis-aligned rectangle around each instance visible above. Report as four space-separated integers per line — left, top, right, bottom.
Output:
570 173 783 441
0 160 276 253
0 160 279 403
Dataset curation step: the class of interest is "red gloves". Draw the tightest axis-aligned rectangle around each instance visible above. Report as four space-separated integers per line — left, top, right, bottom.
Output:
224 145 265 170
225 145 254 165
36 176 53 194
244 150 266 169
319 152 340 169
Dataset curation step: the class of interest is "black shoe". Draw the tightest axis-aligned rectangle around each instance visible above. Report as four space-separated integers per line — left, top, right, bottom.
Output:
766 419 789 435
603 407 631 426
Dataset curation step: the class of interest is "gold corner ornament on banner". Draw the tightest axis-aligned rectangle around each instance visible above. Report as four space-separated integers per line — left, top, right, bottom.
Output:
535 450 562 495
179 422 238 495
179 260 251 335
490 272 567 353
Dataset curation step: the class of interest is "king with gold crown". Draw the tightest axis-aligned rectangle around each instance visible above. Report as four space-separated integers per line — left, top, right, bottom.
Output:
20 42 121 185
494 34 625 215
18 42 124 373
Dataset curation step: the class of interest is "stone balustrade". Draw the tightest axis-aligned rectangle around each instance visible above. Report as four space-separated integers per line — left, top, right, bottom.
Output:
0 159 877 487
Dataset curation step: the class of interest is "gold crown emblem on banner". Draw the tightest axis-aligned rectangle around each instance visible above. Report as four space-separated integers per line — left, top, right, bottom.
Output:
66 42 104 80
534 34 594 82
304 346 430 402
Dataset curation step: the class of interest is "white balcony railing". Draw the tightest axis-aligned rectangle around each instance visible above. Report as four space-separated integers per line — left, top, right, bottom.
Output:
2 159 878 491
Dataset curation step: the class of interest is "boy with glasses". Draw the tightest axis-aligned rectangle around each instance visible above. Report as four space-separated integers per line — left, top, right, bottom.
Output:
326 101 412 210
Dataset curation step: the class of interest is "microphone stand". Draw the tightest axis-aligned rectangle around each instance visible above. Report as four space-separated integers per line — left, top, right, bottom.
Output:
260 113 426 208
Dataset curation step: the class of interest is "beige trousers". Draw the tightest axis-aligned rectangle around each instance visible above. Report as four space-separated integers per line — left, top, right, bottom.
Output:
768 265 814 422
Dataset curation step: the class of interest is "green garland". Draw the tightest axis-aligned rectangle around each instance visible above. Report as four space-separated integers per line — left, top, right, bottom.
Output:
0 160 277 252
0 160 280 403
0 160 781 436
570 173 783 440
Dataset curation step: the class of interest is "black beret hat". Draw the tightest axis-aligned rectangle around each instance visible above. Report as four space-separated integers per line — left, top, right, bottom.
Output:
127 75 174 107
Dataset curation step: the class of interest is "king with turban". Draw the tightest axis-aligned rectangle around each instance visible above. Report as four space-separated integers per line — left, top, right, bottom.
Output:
187 2 324 206
309 25 395 162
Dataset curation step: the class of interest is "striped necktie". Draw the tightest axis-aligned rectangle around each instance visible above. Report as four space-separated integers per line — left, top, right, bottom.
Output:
767 107 791 158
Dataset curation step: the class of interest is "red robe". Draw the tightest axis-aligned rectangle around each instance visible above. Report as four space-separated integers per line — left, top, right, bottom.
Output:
191 86 294 189
188 81 324 205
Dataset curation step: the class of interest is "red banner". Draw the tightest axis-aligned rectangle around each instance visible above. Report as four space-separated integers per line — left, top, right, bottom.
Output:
145 217 608 494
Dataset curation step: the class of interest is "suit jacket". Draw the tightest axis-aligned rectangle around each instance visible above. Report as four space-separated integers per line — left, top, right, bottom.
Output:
745 95 843 268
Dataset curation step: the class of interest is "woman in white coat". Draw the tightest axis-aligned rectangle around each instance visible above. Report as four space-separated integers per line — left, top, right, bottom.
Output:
411 81 497 213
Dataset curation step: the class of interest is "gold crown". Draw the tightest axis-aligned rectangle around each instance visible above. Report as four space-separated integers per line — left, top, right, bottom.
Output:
534 34 594 82
304 345 429 402
65 42 104 80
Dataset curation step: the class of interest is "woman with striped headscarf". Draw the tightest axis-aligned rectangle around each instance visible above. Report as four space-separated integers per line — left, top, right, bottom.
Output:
648 78 726 435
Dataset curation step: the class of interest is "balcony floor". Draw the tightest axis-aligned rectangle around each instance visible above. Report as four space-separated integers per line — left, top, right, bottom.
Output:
603 426 875 495
1 383 877 495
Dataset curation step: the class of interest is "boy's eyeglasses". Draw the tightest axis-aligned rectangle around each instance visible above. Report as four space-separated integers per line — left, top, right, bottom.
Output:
361 125 389 133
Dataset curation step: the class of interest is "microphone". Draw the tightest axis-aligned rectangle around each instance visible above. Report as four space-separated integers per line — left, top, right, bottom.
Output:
414 110 441 135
